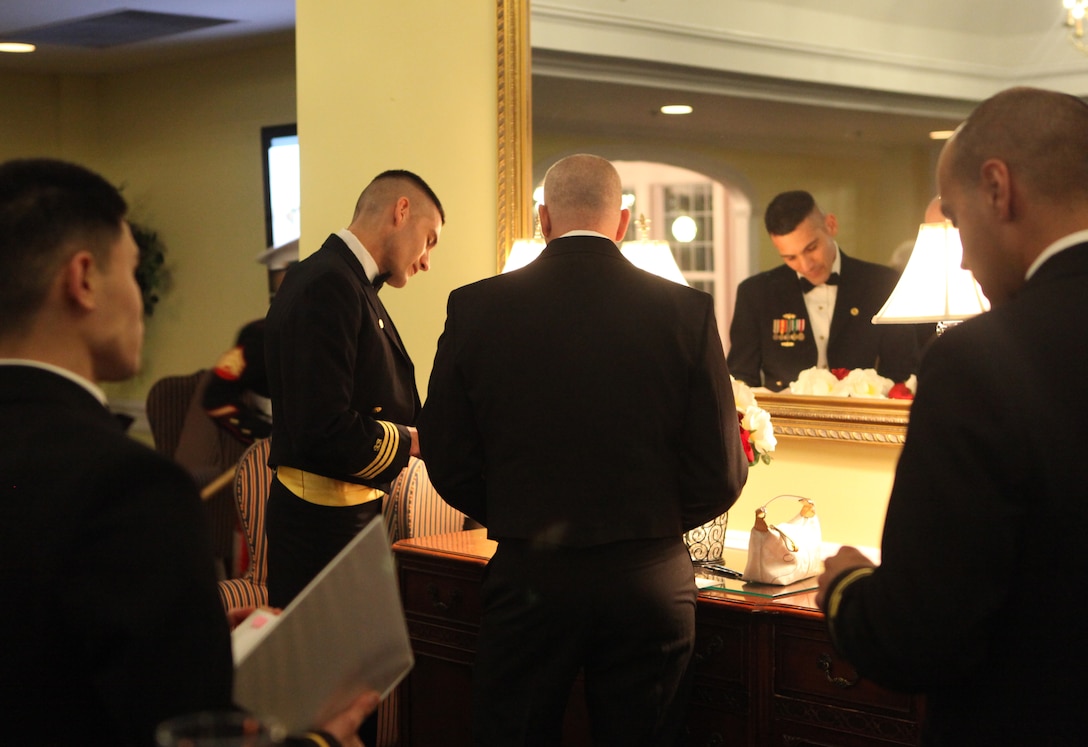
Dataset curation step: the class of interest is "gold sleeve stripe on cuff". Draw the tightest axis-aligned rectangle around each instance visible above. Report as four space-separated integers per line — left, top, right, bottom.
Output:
356 419 399 479
826 566 876 639
301 733 332 747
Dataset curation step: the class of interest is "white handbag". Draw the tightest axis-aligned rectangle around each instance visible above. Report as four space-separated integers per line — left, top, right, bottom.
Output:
742 495 821 585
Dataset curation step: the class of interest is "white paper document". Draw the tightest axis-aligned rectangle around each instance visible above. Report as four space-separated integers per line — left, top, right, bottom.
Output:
231 516 413 732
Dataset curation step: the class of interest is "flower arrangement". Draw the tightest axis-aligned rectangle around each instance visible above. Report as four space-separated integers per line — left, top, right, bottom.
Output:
731 376 776 466
788 367 916 399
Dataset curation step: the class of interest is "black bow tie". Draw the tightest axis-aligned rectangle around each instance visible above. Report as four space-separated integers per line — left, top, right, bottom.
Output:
372 271 392 291
799 272 839 293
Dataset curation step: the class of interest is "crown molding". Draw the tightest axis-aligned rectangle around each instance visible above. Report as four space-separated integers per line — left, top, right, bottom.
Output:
531 2 1088 104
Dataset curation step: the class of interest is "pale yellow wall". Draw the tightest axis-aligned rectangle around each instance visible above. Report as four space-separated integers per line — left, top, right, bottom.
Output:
0 71 65 158
98 41 298 404
732 437 900 550
295 0 498 396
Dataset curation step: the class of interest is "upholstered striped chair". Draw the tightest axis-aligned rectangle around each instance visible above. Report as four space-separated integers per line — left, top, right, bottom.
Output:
146 370 205 458
383 456 465 543
217 438 271 612
217 446 460 745
148 370 247 577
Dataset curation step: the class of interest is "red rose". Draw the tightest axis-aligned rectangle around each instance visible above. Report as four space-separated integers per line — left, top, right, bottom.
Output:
888 382 914 400
737 412 755 463
831 368 850 380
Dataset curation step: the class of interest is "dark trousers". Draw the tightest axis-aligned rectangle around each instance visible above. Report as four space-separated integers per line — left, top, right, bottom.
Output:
265 476 383 606
473 536 697 746
265 476 382 745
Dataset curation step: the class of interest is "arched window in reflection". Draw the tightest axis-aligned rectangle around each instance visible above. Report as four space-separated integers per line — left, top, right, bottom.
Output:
613 160 751 342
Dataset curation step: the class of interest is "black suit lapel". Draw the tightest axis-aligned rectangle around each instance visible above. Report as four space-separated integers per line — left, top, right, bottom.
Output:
326 236 413 365
363 285 412 364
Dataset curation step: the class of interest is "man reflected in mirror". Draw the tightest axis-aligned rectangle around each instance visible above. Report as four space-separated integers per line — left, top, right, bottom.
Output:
727 190 920 390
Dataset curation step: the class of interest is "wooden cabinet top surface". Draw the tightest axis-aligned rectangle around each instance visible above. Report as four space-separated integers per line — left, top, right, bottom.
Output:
393 529 823 619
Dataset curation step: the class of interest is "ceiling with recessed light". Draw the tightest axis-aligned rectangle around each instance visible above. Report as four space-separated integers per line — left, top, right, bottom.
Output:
1 0 1085 152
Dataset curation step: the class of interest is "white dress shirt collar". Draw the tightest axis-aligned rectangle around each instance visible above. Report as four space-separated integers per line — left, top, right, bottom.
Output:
336 228 382 284
556 229 617 244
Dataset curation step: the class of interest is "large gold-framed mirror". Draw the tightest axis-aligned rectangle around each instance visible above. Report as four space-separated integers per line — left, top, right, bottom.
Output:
758 392 910 445
495 1 914 446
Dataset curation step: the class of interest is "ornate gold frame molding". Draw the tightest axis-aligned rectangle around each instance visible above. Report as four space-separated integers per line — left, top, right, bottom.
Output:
496 0 533 272
759 393 910 446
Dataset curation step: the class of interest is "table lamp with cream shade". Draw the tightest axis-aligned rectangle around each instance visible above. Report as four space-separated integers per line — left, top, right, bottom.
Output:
503 211 690 287
621 214 689 286
871 220 990 335
502 187 547 273
501 219 546 273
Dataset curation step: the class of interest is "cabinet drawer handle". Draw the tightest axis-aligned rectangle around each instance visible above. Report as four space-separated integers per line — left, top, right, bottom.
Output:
426 583 463 612
817 653 858 688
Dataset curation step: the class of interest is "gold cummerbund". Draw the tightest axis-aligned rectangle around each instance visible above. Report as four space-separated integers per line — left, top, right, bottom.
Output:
276 466 385 507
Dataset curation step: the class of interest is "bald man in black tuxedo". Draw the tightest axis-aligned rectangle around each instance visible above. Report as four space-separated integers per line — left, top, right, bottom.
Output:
419 154 748 746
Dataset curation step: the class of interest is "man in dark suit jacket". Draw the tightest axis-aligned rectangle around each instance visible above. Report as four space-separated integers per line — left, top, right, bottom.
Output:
264 170 443 612
728 190 919 390
418 154 749 746
0 158 374 746
817 87 1088 746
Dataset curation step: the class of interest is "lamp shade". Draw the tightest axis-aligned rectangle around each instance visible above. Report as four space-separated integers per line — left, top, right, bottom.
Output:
872 221 990 324
620 213 689 286
501 237 546 273
620 240 689 285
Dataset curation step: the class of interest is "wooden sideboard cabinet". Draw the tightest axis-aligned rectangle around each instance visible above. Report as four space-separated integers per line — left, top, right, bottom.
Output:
393 530 924 746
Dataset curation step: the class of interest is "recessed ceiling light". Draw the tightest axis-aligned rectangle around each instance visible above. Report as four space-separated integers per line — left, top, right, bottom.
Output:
0 42 36 54
660 104 693 115
929 130 956 140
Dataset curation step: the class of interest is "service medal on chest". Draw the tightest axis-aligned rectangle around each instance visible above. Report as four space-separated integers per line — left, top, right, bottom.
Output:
772 313 805 347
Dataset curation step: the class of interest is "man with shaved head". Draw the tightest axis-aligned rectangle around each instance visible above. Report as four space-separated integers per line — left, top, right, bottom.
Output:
265 169 445 605
817 87 1088 745
419 154 749 745
264 170 444 744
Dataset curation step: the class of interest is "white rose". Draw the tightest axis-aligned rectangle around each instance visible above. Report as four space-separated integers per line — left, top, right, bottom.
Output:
831 368 894 398
730 375 756 411
743 405 777 455
789 367 839 396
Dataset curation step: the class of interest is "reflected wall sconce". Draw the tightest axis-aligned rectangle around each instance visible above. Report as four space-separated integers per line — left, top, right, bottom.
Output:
871 220 990 335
